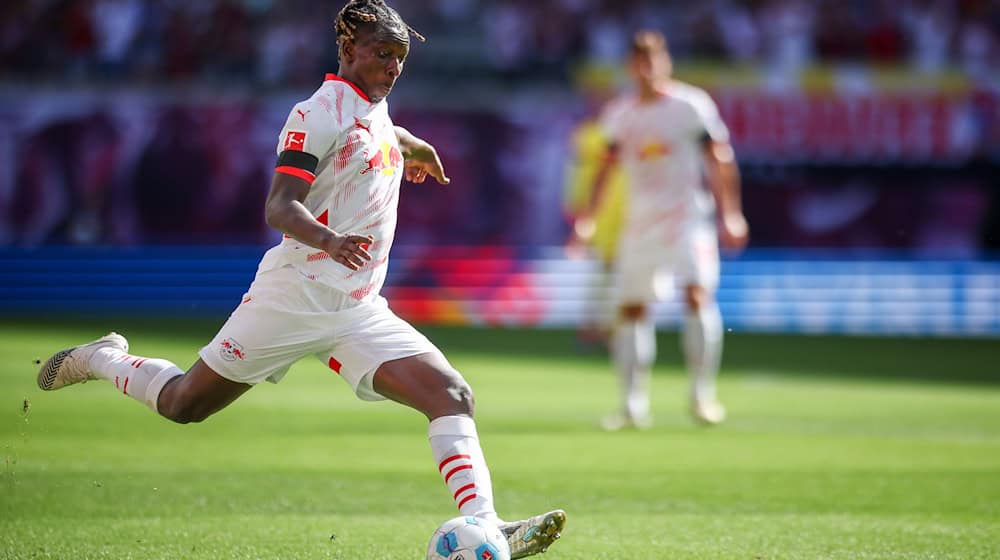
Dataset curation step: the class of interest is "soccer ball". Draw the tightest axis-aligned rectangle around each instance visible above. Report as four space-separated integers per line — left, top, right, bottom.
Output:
426 516 510 560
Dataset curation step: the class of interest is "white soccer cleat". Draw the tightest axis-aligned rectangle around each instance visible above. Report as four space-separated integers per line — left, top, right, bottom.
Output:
499 509 566 559
691 398 727 425
37 332 128 391
600 412 653 432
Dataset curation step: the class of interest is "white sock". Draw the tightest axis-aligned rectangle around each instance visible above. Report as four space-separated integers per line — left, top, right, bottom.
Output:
612 316 655 419
428 415 499 522
89 347 184 413
584 265 615 333
683 302 723 403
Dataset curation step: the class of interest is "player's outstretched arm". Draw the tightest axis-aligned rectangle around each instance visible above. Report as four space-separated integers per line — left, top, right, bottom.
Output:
571 144 619 244
264 172 373 271
703 140 748 250
394 125 450 185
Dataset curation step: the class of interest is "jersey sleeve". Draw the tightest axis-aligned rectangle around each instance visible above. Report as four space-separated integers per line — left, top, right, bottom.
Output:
598 97 629 146
690 89 729 144
274 99 342 185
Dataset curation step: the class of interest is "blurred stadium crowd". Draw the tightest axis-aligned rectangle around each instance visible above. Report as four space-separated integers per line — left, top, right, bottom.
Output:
1 0 998 335
0 0 997 251
1 0 997 86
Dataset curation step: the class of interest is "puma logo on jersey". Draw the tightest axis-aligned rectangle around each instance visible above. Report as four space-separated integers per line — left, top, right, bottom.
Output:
296 109 310 121
353 117 372 134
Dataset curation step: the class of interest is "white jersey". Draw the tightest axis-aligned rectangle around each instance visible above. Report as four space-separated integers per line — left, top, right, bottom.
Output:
601 81 729 244
259 74 404 302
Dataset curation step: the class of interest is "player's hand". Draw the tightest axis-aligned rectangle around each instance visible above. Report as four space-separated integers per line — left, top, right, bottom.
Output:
571 214 596 244
397 129 450 185
404 156 449 185
565 214 596 259
323 233 374 271
719 212 749 251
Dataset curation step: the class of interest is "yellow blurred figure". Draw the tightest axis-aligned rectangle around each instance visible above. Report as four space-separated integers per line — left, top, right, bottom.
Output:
564 120 626 265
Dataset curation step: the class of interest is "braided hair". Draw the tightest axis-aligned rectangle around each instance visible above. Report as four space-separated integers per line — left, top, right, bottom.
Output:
334 0 425 46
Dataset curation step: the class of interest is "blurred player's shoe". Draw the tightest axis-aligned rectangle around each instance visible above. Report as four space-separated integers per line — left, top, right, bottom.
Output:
37 332 128 391
691 398 726 425
600 412 652 432
499 509 566 559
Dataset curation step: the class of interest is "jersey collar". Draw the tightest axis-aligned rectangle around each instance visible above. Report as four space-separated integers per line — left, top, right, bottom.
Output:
325 73 371 103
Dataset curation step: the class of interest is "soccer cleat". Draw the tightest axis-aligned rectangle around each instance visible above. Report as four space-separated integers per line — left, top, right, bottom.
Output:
691 398 727 425
600 412 652 432
37 332 128 391
499 509 566 559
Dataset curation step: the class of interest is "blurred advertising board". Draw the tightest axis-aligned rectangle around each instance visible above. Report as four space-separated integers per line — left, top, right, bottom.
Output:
3 246 998 337
676 63 999 164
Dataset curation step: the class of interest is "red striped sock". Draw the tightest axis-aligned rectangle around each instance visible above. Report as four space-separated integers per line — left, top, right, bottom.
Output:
90 347 183 413
428 415 498 521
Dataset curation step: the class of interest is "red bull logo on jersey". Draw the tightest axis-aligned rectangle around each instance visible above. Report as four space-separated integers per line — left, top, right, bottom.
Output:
637 141 672 161
219 338 246 361
361 140 403 176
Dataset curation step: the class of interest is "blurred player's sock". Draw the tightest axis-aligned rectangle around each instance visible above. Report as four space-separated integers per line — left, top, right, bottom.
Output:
683 302 723 408
428 415 499 521
576 265 615 351
612 317 655 423
89 346 183 413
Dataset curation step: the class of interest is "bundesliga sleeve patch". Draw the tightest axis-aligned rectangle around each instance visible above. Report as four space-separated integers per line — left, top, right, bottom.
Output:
283 130 307 152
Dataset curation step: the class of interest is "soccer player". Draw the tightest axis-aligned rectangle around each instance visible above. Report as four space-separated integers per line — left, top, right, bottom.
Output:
35 2 565 557
572 30 748 429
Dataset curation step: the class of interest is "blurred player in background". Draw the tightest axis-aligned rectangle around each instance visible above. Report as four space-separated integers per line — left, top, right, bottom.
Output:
564 68 627 350
572 30 748 429
35 1 565 556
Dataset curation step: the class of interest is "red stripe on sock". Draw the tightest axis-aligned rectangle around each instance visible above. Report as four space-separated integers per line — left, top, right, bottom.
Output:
133 359 147 368
444 464 473 484
452 483 476 500
114 375 120 389
438 454 471 472
122 377 129 395
457 493 478 510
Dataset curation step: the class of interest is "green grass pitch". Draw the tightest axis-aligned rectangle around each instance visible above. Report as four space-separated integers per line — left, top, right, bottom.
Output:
2 317 999 559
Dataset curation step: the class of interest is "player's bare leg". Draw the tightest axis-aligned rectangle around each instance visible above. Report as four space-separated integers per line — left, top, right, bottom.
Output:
604 302 654 431
683 284 725 424
37 333 250 423
373 352 566 558
155 359 251 423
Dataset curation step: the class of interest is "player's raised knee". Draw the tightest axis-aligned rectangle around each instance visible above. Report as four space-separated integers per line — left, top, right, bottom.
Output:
444 374 475 417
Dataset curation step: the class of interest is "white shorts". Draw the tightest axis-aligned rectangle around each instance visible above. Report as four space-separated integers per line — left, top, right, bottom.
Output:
615 221 720 304
199 265 438 401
